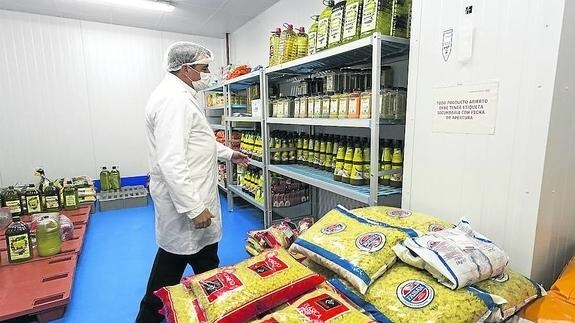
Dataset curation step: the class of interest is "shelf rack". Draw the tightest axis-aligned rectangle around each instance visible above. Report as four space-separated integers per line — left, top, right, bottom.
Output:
263 33 409 227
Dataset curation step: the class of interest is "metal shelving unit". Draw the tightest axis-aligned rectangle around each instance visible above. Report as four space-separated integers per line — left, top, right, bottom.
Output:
263 33 409 226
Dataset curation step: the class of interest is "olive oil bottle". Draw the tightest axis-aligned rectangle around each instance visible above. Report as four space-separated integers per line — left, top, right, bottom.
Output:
110 166 121 191
100 166 111 191
5 214 33 263
2 186 22 216
350 139 364 186
62 180 79 210
43 181 61 212
24 184 42 214
342 137 355 184
334 136 347 182
380 139 393 185
390 140 403 188
362 138 371 185
319 135 327 170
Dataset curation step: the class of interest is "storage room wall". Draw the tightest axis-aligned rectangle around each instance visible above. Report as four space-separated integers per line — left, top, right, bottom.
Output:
403 0 574 286
229 0 325 66
0 10 225 186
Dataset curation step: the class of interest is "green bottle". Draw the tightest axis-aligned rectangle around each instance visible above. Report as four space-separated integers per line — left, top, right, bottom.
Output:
390 140 403 188
5 214 33 263
325 135 334 172
350 139 364 186
43 181 61 212
272 132 282 164
342 137 355 184
391 0 412 38
281 133 290 164
317 0 335 51
360 0 393 38
110 166 121 191
296 134 303 163
334 136 347 181
36 215 62 257
313 135 322 168
307 135 315 167
342 0 363 43
100 166 110 191
381 139 393 185
63 180 79 210
302 134 309 165
331 135 340 171
308 15 320 55
319 135 327 170
362 138 370 185
24 184 42 214
328 0 347 48
288 134 297 164
2 186 22 216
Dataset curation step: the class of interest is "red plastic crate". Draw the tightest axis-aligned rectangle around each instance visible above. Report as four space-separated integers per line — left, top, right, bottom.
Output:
0 254 78 322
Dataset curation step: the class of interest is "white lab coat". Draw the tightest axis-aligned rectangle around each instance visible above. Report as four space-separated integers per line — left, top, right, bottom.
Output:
145 73 233 255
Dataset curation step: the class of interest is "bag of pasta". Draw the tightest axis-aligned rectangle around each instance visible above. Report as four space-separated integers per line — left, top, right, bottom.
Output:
181 248 324 323
330 262 500 323
393 219 509 290
289 205 417 294
253 287 376 323
473 269 544 322
154 284 204 323
352 206 454 234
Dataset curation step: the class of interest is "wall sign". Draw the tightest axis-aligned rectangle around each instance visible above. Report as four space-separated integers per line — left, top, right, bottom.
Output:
432 82 499 134
442 29 454 62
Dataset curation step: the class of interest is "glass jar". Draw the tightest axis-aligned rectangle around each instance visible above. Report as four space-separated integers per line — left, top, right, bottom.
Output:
329 93 340 118
338 93 349 118
394 87 407 120
381 88 395 120
313 95 323 118
285 97 295 118
294 97 301 118
301 96 309 118
321 93 331 118
347 91 361 119
360 90 371 119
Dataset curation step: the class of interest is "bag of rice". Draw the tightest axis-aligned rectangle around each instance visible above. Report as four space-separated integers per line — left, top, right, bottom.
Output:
289 205 417 294
253 288 375 323
329 262 500 323
352 206 454 234
154 284 204 323
181 248 324 323
393 218 509 290
473 270 544 321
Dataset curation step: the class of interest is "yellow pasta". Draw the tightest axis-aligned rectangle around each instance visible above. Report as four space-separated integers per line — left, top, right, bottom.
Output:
154 284 200 323
353 206 454 234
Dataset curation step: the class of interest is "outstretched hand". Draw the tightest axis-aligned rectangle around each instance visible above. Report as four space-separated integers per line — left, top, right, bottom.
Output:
232 151 249 166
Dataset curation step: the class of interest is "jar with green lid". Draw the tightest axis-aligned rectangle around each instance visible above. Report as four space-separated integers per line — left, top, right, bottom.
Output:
391 0 412 38
342 0 363 43
36 215 62 257
321 93 331 118
329 93 340 118
360 0 393 38
328 0 346 48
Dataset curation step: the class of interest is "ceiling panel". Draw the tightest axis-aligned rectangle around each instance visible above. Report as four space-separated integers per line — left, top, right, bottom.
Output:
0 0 280 38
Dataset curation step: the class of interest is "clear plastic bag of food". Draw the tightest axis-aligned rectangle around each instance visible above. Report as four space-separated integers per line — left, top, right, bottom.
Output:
330 262 500 323
0 207 12 229
254 287 375 323
154 284 203 323
59 214 74 241
473 269 544 321
393 218 509 290
289 205 417 294
352 206 454 234
181 248 324 323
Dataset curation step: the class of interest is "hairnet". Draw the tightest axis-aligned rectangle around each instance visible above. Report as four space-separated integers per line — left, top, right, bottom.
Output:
164 41 214 72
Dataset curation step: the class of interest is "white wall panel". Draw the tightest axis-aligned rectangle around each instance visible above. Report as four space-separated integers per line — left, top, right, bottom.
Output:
0 10 224 183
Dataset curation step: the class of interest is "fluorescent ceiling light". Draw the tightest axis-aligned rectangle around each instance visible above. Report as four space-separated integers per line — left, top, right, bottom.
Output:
86 0 175 12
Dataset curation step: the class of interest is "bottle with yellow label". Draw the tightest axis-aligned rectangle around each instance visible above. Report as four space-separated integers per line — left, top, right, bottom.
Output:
288 134 297 164
272 132 282 164
308 15 319 55
331 135 340 170
296 134 303 163
390 140 403 188
342 0 363 43
281 134 289 164
362 138 370 185
350 139 364 186
302 134 309 165
325 135 334 172
360 0 393 38
5 214 33 263
334 136 347 182
319 135 327 170
313 134 322 168
317 0 335 52
307 135 315 167
360 89 372 119
24 184 42 214
342 137 355 184
328 0 346 48
63 180 79 210
380 139 393 185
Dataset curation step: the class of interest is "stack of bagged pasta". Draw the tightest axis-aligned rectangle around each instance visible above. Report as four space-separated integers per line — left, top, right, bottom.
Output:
288 205 545 322
245 218 314 257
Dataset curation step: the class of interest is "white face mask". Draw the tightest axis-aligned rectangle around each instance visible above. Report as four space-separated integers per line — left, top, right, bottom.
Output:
185 66 213 91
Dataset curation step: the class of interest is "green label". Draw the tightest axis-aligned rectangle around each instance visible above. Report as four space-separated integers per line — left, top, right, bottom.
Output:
5 200 21 214
308 31 317 55
8 233 31 260
65 195 77 207
329 9 344 44
26 195 42 213
361 0 377 33
317 17 330 49
343 3 360 39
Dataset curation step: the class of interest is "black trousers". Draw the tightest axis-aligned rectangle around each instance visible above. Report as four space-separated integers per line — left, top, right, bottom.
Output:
136 243 219 323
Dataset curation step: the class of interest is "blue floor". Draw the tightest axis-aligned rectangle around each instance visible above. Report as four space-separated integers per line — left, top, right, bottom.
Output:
24 194 262 323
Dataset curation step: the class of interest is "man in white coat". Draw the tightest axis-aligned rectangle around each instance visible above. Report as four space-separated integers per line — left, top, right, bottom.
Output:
137 42 249 323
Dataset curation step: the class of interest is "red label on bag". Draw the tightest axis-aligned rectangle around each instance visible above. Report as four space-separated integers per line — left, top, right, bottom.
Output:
198 271 243 303
248 253 289 278
296 293 349 321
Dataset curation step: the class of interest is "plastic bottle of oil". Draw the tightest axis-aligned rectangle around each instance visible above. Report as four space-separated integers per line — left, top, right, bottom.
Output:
350 139 364 186
279 23 297 63
43 181 61 212
308 15 320 55
307 135 315 167
342 0 363 43
325 135 334 172
302 134 309 165
331 135 340 171
5 214 33 263
2 186 22 216
24 184 42 214
342 137 355 184
319 135 327 170
296 27 308 59
316 0 335 52
334 136 347 182
380 139 393 185
391 0 412 39
110 166 121 191
329 0 347 48
313 134 322 168
100 166 110 192
361 0 393 38
63 180 79 210
269 27 281 66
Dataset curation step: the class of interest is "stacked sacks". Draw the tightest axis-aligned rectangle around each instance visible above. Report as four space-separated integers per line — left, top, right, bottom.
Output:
246 218 314 257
